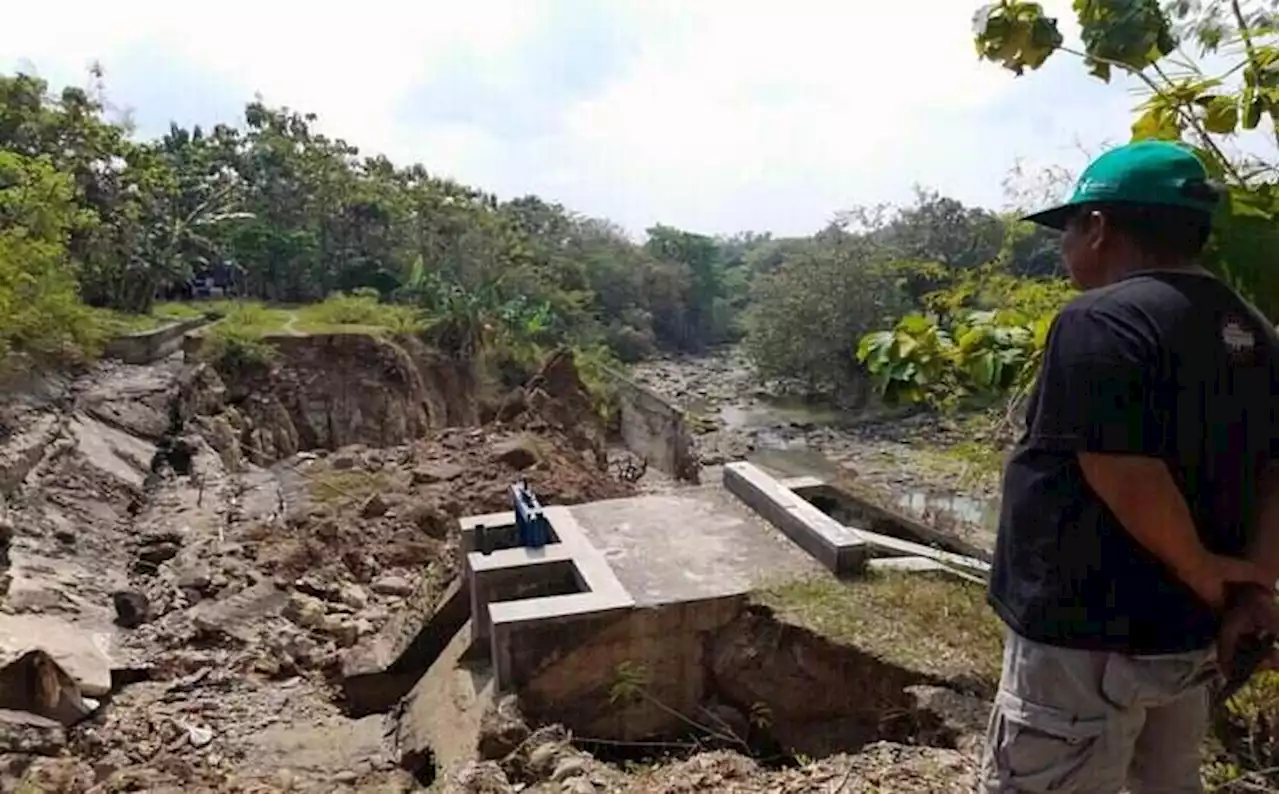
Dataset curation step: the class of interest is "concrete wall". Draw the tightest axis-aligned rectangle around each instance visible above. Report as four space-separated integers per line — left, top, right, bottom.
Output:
505 596 745 741
104 317 212 365
604 367 699 483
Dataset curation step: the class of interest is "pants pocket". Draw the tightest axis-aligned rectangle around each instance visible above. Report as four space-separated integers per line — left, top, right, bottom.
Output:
990 690 1109 793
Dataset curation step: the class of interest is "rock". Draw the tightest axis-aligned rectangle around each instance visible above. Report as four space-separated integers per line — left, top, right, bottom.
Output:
370 575 413 597
0 615 114 697
185 723 214 748
338 584 369 610
137 541 180 566
112 591 151 628
188 581 288 643
478 695 530 760
550 754 589 782
561 777 595 794
0 650 97 726
294 576 339 601
411 462 465 484
360 494 389 519
315 517 340 540
283 593 326 630
527 741 562 776
0 709 66 756
322 615 360 648
402 501 451 538
176 563 213 593
493 438 538 471
454 760 512 793
330 454 356 471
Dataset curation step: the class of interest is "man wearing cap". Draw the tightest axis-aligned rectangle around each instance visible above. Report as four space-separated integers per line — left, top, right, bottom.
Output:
979 140 1278 793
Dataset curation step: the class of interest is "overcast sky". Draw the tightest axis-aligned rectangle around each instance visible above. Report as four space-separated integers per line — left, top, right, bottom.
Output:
4 0 1152 237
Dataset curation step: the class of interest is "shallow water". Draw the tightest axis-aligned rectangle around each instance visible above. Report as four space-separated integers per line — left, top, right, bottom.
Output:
745 446 844 480
895 489 1001 535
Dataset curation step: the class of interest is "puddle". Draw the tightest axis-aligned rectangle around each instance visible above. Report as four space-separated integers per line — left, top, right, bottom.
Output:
745 447 842 481
895 490 1000 536
719 398 850 433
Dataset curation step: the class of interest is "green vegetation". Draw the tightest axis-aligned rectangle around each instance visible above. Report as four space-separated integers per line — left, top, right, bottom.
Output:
758 571 1004 687
845 5 1278 786
0 71 762 375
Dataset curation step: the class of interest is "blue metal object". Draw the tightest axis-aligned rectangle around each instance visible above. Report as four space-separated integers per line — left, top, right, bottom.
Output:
511 480 551 549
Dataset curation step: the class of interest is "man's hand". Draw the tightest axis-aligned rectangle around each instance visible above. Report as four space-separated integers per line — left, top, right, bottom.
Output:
1217 583 1279 688
1185 554 1276 612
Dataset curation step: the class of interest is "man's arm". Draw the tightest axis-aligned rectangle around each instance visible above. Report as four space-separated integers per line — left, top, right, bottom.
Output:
1031 305 1269 608
1079 453 1269 609
1250 459 1277 584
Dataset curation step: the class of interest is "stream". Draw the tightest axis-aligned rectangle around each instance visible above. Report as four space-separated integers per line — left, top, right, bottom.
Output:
629 348 1003 551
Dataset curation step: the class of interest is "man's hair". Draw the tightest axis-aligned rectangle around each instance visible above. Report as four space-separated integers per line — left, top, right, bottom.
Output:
1074 201 1214 259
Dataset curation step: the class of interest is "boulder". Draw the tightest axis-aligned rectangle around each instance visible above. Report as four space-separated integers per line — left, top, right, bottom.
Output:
0 615 113 698
493 438 538 471
112 590 151 628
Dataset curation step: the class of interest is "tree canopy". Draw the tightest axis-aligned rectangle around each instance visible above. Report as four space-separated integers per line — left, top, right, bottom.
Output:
0 67 1061 382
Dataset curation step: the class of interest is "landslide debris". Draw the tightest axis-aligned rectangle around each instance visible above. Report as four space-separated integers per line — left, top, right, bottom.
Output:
0 338 633 793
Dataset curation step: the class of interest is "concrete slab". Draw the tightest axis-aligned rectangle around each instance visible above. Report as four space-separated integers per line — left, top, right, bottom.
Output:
722 461 868 574
568 489 821 607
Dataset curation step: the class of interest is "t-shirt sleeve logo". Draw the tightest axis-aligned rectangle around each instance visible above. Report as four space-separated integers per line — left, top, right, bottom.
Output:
1222 318 1257 363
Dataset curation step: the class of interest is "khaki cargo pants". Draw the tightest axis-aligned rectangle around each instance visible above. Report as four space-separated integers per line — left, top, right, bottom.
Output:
978 630 1218 793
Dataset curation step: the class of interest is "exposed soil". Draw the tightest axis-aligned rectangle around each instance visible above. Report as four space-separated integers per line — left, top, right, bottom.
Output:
0 340 997 793
0 340 632 792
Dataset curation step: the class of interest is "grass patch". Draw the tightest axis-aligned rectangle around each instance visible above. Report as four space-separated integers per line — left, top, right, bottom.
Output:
151 301 214 321
214 301 295 338
292 290 422 335
756 570 1003 687
92 301 219 339
307 468 395 504
90 308 166 336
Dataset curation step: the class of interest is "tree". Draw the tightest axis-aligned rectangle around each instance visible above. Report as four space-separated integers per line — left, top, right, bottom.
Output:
0 150 100 366
745 234 910 395
973 0 1279 320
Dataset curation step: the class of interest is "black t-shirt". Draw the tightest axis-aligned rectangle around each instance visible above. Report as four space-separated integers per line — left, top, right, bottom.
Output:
988 269 1279 654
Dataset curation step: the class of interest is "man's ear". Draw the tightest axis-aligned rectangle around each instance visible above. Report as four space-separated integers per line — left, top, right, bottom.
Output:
1086 210 1108 251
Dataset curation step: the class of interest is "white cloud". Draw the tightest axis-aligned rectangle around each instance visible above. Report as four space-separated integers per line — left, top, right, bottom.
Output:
1 0 1204 236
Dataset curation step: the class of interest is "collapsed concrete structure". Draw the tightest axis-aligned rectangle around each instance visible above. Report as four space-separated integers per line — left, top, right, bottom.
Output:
342 461 993 776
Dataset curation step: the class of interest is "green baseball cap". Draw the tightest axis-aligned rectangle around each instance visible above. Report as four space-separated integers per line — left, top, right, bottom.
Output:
1024 140 1220 230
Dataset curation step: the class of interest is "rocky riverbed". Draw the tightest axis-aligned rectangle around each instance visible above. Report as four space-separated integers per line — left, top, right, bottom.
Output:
631 348 1004 551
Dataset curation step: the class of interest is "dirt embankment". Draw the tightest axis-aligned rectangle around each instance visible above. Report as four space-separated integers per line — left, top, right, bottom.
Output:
0 337 631 793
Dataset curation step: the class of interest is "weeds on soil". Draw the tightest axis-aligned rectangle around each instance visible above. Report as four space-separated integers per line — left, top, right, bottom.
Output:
758 571 1004 688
